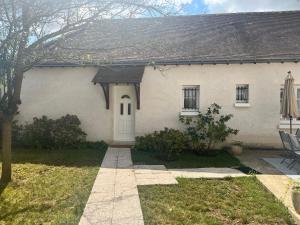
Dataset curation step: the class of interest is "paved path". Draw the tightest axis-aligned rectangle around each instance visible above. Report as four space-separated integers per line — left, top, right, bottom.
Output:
134 165 246 185
79 148 144 225
79 147 247 225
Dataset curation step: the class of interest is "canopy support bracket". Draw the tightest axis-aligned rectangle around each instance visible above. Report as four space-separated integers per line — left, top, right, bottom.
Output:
100 83 109 109
134 83 140 110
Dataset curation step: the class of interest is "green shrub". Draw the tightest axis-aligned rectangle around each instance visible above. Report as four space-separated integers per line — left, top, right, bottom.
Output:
133 128 188 161
179 103 238 153
134 133 157 152
13 115 87 149
52 115 86 149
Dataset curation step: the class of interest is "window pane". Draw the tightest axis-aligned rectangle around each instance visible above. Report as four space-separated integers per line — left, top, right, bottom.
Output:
120 103 124 115
183 86 199 111
128 103 131 115
236 84 249 103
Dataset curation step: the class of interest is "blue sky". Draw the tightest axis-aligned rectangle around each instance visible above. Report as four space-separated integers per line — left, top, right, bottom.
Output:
182 0 208 14
178 0 300 15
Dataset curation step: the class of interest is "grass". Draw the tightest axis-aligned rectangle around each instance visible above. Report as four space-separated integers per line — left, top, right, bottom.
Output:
131 149 242 169
139 177 294 225
0 146 107 225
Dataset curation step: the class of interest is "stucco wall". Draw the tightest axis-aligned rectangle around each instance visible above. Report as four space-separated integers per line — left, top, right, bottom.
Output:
19 63 300 147
136 63 300 148
18 67 114 142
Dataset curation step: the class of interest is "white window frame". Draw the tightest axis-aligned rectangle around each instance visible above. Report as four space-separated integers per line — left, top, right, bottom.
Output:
235 84 250 107
181 85 200 116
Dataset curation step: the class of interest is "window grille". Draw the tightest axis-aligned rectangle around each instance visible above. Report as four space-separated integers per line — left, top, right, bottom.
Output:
236 84 249 103
182 86 199 111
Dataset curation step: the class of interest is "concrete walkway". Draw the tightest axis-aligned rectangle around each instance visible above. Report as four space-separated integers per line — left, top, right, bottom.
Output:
79 148 144 225
134 165 246 185
79 147 248 225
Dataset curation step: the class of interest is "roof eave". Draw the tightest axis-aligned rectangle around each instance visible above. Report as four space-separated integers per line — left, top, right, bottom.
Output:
34 58 300 68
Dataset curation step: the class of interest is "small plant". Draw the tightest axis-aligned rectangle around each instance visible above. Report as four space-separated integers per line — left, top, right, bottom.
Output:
179 103 238 153
133 128 188 161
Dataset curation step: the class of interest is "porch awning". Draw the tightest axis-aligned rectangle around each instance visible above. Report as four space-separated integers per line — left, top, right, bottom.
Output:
92 65 145 110
92 66 144 84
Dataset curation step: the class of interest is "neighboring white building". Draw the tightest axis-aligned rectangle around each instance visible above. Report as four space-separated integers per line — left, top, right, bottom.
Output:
18 11 300 148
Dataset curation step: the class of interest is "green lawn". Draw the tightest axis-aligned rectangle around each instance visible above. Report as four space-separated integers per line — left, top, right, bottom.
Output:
139 177 294 225
131 149 242 169
0 147 107 225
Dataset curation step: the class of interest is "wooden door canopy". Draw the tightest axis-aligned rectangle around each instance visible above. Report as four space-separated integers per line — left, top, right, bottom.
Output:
92 66 144 110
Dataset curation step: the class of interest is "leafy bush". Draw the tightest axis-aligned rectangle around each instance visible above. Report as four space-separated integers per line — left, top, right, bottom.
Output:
52 115 87 148
179 103 238 153
13 115 87 149
133 128 188 161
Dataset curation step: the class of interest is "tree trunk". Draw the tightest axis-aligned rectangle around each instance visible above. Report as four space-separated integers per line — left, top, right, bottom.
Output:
1 118 12 183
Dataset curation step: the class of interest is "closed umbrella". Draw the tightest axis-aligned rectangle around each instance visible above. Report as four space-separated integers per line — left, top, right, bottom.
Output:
281 71 299 133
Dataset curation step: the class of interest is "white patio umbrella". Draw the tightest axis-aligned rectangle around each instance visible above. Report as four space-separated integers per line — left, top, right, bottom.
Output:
281 71 299 134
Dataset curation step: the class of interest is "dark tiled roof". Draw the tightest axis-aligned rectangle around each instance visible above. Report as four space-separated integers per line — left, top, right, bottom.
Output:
92 66 144 83
46 11 300 65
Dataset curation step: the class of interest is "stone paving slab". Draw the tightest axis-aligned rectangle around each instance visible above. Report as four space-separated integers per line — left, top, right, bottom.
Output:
169 168 246 178
134 165 167 170
134 165 178 185
79 148 144 225
134 165 246 185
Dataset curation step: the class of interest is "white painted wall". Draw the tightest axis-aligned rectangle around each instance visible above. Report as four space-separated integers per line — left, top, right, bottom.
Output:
19 67 114 142
136 63 300 148
19 63 300 147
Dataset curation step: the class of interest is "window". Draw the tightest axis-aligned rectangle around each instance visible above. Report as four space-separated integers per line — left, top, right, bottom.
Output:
236 84 249 103
182 86 199 112
120 103 124 115
128 103 131 115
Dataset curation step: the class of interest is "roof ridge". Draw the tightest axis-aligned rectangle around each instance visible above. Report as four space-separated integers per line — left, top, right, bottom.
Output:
97 10 300 22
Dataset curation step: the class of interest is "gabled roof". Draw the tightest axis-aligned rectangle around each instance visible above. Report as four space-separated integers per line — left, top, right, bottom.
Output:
43 10 300 66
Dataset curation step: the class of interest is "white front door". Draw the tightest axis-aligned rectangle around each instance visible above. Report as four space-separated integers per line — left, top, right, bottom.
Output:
114 86 135 141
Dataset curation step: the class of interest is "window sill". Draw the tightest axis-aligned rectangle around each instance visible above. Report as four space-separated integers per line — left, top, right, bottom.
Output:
180 111 199 116
279 120 300 129
234 103 250 108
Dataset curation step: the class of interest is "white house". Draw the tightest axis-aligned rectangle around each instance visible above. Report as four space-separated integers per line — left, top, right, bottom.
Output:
18 11 300 148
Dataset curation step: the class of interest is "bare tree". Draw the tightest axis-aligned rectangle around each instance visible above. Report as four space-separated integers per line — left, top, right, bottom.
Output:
0 0 177 183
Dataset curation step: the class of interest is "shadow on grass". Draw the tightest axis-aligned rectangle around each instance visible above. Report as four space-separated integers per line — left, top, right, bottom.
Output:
0 203 53 221
131 149 243 169
0 181 8 196
0 147 107 168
